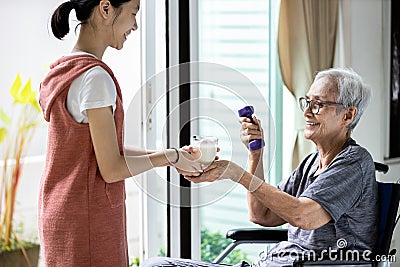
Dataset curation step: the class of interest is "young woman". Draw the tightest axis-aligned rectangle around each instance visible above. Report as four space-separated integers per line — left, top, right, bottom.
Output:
39 1 200 265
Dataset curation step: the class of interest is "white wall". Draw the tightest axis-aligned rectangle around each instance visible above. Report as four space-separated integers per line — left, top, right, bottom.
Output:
340 0 400 265
341 0 399 179
0 0 74 247
343 0 387 164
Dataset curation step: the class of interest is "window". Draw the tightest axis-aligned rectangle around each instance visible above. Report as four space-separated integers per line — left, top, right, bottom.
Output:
125 0 290 261
190 0 283 261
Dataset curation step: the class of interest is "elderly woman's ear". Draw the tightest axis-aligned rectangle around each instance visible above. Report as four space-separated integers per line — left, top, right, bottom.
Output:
343 107 357 125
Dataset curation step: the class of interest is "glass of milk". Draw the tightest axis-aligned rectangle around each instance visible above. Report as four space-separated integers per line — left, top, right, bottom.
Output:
191 135 218 166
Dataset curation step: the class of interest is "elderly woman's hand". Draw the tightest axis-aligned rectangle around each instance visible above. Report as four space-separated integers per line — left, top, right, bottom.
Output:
240 116 264 151
183 160 246 184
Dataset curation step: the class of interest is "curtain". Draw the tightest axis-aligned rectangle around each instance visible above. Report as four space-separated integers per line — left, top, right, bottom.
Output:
278 0 339 169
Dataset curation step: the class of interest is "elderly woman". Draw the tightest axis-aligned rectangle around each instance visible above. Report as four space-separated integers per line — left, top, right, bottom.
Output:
141 68 378 266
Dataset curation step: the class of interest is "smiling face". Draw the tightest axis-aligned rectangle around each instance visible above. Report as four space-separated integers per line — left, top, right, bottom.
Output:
107 0 140 50
303 77 349 146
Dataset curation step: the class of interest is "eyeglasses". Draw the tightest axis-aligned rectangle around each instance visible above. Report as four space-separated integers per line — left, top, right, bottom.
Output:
298 97 343 115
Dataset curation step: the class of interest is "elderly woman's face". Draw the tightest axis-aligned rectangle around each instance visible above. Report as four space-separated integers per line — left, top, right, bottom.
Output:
303 77 347 144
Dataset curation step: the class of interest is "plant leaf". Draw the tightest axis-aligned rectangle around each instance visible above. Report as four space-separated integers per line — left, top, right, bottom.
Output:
29 90 41 112
14 79 35 105
19 79 32 104
9 74 22 100
23 79 36 103
0 127 8 143
21 79 41 112
0 108 11 125
32 100 41 112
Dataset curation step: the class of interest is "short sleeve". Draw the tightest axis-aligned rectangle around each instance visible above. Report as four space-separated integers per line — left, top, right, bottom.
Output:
300 149 373 222
277 170 296 193
79 66 117 116
277 153 317 195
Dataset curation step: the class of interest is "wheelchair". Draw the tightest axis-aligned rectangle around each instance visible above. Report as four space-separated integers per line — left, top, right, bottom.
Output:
214 163 400 267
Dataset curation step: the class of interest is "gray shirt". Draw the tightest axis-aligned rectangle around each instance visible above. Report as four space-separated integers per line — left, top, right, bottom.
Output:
255 138 378 266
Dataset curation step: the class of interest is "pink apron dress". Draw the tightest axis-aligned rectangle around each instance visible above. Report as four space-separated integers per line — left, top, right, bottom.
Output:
38 55 128 266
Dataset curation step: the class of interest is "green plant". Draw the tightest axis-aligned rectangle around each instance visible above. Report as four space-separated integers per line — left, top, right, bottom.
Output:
0 74 41 258
0 222 37 253
129 257 140 267
201 227 250 265
158 247 166 257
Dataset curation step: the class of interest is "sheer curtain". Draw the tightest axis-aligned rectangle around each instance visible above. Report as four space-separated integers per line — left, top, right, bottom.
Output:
278 0 339 169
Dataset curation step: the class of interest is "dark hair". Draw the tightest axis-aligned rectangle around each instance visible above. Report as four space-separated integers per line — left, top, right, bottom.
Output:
51 0 131 40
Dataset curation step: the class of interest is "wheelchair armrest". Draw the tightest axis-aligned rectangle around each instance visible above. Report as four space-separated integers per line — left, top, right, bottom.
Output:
226 228 288 242
213 228 288 264
374 162 389 174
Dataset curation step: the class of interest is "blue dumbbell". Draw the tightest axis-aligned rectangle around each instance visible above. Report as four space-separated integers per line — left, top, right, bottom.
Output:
238 106 265 151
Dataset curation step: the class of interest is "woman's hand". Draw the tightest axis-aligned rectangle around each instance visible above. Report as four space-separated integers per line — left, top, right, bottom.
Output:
171 149 203 176
175 146 221 176
183 160 246 184
181 145 221 161
181 145 201 161
240 116 264 152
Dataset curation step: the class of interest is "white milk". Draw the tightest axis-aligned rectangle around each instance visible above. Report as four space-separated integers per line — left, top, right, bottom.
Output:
191 136 218 165
197 140 217 164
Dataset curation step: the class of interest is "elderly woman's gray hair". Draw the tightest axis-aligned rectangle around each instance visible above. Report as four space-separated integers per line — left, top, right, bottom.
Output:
314 68 371 131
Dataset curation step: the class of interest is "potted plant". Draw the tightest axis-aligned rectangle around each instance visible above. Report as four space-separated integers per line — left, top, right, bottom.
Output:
0 74 41 267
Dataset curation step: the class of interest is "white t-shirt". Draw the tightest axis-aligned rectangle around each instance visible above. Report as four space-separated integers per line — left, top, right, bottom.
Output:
66 52 116 123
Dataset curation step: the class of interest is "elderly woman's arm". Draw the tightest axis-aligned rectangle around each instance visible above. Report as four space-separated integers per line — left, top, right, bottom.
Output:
246 152 287 227
239 116 287 226
188 160 332 230
240 169 332 230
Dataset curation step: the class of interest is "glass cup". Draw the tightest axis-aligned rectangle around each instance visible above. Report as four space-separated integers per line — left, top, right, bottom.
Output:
191 135 218 166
